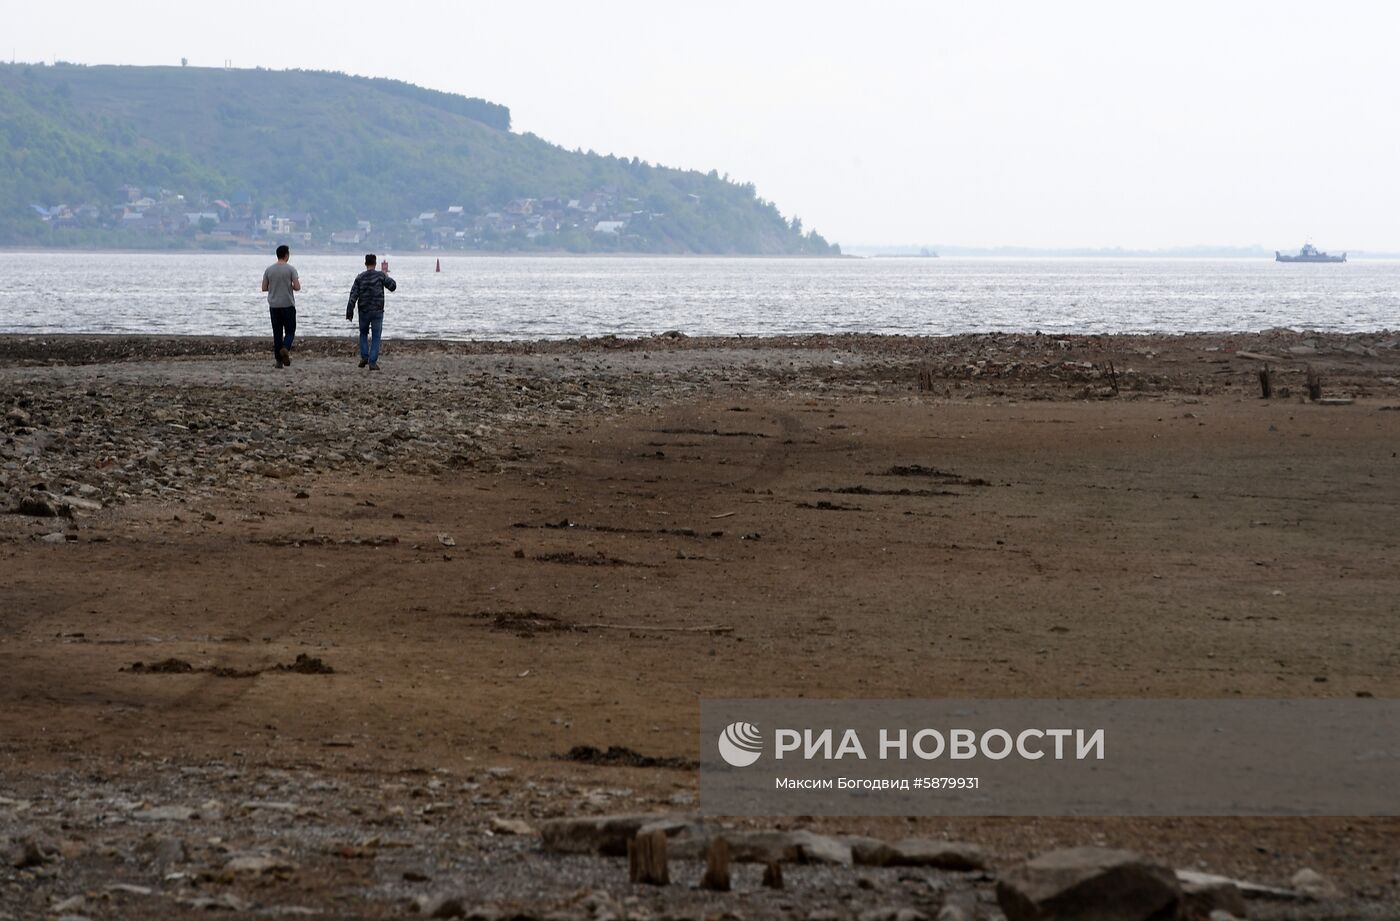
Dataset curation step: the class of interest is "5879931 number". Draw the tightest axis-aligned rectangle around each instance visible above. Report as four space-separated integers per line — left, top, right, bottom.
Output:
911 777 979 790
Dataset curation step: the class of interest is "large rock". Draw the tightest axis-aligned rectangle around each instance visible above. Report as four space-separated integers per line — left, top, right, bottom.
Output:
849 836 988 871
15 495 58 517
539 814 693 856
726 829 853 866
650 826 854 866
1288 868 1338 899
541 816 853 866
997 847 1181 921
1175 870 1302 902
1180 876 1247 919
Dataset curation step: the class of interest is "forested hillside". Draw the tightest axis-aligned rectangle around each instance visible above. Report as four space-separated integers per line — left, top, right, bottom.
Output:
0 63 837 254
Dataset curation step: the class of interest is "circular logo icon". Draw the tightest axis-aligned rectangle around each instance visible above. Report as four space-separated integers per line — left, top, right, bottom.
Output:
717 721 763 767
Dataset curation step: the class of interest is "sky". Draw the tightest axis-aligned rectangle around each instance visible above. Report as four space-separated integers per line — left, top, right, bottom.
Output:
9 0 1400 250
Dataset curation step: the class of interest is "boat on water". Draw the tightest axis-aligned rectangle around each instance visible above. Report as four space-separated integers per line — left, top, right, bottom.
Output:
1276 243 1346 263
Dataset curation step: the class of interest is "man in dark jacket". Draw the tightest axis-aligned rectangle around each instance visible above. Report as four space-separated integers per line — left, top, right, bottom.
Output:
346 253 398 370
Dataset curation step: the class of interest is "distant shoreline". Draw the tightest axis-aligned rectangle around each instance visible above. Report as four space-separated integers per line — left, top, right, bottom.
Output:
0 247 856 259
4 247 1398 260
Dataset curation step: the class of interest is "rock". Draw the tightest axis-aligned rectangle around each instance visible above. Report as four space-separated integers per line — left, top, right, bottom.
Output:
1180 876 1247 919
858 910 927 921
997 847 1181 921
225 854 295 875
178 893 249 911
132 805 197 822
578 890 623 921
658 825 855 866
15 495 58 517
936 890 978 921
540 814 693 856
8 836 54 868
52 895 86 914
419 894 469 918
849 837 988 871
1176 870 1303 901
489 816 536 836
1288 868 1339 899
106 883 154 896
720 829 853 866
141 836 188 868
240 799 301 813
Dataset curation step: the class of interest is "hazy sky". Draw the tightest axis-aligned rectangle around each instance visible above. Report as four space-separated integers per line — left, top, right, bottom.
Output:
10 1 1400 249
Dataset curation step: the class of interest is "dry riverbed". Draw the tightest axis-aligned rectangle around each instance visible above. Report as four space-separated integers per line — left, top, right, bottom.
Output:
2 331 1399 919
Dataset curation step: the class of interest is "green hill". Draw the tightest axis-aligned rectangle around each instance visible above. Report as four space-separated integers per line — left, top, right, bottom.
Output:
0 63 838 254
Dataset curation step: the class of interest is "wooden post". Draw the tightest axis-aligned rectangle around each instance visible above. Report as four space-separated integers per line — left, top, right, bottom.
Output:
1259 364 1273 399
627 829 670 886
762 861 784 889
1107 360 1120 396
1306 364 1322 401
700 837 731 892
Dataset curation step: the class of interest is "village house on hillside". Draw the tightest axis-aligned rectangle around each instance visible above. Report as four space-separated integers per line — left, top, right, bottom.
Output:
392 187 683 250
27 179 739 252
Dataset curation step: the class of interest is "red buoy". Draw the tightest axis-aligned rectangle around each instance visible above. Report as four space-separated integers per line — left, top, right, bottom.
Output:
381 258 389 273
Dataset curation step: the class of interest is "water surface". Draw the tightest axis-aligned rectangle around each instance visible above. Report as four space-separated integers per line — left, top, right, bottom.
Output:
5 254 1396 339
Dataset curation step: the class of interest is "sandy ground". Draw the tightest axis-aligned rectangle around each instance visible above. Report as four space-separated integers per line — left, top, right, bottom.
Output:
2 331 1398 919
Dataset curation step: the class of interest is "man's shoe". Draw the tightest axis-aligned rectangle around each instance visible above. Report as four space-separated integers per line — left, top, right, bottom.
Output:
369 362 380 371
278 348 291 367
358 358 369 368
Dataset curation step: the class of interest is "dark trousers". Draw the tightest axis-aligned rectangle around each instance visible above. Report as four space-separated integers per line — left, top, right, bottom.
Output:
270 306 297 355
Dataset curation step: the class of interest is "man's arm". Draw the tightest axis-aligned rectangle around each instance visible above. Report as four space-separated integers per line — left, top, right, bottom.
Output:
290 267 301 292
261 269 269 293
383 274 397 293
346 278 359 320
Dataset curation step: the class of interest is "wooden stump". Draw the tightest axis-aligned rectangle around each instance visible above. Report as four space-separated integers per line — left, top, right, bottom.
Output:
627 829 669 886
700 837 731 892
1306 364 1322 401
1259 364 1273 399
762 860 785 889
